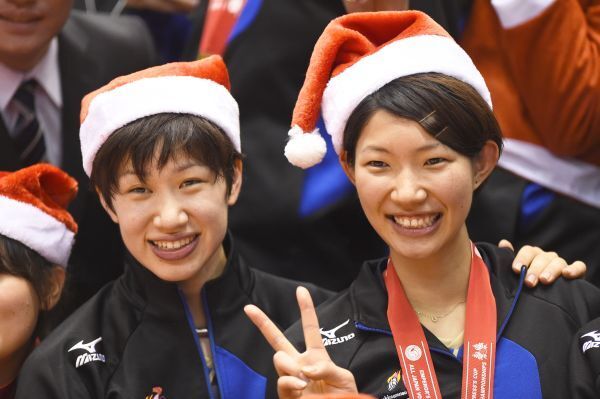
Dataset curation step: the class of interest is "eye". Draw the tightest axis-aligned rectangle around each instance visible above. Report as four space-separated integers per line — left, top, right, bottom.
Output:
424 157 447 166
180 179 203 188
366 160 388 168
127 186 148 194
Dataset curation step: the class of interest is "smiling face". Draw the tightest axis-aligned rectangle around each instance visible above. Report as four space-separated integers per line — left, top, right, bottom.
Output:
343 110 494 263
0 0 72 71
102 155 241 293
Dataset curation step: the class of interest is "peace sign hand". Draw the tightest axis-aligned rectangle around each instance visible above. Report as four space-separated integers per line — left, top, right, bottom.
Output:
244 286 358 399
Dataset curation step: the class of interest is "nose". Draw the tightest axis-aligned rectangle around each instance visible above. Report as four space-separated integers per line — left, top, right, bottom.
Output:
389 169 427 206
153 194 188 231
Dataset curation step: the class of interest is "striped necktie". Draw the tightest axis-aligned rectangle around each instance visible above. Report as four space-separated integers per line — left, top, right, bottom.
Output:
11 79 46 166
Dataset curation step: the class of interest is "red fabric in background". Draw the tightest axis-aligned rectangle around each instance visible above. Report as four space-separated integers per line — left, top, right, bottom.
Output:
199 0 247 57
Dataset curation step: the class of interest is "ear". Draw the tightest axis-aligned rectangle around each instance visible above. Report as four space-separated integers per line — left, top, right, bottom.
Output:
96 187 119 223
42 266 66 311
227 159 243 206
472 140 500 190
339 151 357 186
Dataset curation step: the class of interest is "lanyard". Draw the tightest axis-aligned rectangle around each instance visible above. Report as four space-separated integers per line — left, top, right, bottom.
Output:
384 243 497 399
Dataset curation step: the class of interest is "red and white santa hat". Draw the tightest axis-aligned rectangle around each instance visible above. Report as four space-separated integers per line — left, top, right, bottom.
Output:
285 11 492 169
79 55 240 176
0 164 78 267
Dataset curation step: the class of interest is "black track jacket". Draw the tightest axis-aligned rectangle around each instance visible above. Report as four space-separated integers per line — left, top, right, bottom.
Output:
15 235 332 399
286 243 600 398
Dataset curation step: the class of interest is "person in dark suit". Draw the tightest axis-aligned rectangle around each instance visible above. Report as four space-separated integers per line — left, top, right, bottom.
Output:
0 0 157 323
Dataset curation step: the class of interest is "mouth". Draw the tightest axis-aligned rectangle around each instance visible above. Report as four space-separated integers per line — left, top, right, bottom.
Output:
149 234 199 261
388 213 442 235
0 10 42 24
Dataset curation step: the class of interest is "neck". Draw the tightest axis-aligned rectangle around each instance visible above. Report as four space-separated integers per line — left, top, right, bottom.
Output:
390 226 472 312
178 245 228 328
1 45 49 72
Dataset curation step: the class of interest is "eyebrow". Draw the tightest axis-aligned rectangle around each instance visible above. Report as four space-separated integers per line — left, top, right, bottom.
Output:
119 162 199 178
173 162 198 173
360 142 442 154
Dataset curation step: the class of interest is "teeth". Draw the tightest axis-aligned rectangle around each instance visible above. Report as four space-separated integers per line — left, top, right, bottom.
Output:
393 215 437 229
152 236 195 250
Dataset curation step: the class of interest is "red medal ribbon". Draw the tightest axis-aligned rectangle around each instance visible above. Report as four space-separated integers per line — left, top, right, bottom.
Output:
384 243 496 399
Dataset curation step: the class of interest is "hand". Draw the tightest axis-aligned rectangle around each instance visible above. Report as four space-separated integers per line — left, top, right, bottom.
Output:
126 0 199 13
499 239 587 287
343 0 409 14
245 287 358 399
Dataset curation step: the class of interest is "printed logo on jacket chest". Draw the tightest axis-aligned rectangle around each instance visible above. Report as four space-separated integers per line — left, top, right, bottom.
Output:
145 386 167 399
68 336 106 368
319 319 355 347
581 330 600 353
377 370 408 399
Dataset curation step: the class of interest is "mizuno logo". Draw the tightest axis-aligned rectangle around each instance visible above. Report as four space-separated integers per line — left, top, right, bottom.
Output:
581 330 600 353
69 337 103 353
68 337 106 368
320 319 355 347
320 319 349 339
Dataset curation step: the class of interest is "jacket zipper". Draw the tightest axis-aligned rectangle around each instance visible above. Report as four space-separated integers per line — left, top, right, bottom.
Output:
178 288 216 399
202 289 226 399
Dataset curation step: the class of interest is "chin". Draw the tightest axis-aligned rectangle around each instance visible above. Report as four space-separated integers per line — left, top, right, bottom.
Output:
389 240 440 261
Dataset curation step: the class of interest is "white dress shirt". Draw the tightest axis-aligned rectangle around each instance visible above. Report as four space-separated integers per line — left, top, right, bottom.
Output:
0 39 63 165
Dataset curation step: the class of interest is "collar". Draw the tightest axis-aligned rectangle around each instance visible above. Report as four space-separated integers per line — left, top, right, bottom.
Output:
119 232 246 318
349 243 523 341
203 233 253 314
0 38 61 111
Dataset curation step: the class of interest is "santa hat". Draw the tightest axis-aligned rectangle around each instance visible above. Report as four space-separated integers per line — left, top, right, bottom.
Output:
79 55 240 176
285 11 492 169
0 164 78 267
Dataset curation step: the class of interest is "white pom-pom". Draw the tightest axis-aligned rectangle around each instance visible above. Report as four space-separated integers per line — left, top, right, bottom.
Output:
284 125 327 169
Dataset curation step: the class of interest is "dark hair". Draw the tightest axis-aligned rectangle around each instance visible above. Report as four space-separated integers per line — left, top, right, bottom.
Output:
0 234 55 307
343 73 503 166
90 113 243 209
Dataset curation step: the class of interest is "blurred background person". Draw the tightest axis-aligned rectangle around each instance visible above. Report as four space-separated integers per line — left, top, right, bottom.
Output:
73 0 196 62
0 0 157 322
460 0 600 285
345 0 600 286
0 164 76 398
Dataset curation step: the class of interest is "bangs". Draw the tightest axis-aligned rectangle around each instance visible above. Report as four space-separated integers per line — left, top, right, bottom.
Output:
91 113 242 210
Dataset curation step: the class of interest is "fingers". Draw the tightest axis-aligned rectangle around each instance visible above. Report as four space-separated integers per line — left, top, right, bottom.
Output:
244 305 298 355
274 350 302 378
277 376 307 399
562 260 587 280
521 248 559 287
301 362 358 392
511 245 540 285
512 245 587 286
536 257 568 285
498 239 514 251
297 287 326 351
